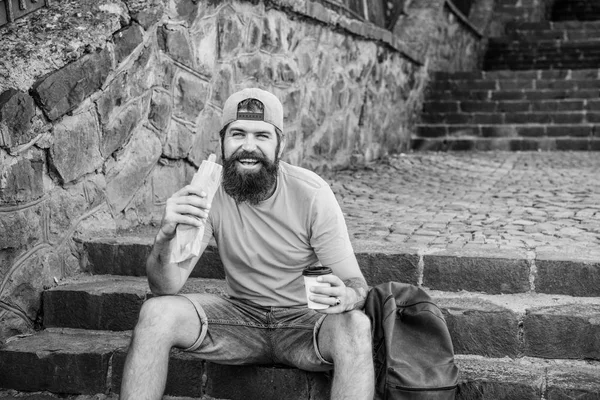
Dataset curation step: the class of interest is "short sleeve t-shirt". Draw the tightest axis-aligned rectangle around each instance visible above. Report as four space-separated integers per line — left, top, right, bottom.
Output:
203 161 355 307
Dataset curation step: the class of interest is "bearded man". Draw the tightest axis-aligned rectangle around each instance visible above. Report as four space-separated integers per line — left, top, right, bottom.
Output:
120 88 374 400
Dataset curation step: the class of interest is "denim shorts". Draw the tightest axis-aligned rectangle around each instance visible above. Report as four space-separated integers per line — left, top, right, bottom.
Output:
178 293 334 371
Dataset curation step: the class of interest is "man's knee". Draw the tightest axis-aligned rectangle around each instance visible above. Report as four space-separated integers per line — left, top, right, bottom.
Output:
135 295 187 334
339 310 371 343
321 311 372 360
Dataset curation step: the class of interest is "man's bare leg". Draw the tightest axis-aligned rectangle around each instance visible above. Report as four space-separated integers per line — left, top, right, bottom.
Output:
318 311 374 400
120 296 201 400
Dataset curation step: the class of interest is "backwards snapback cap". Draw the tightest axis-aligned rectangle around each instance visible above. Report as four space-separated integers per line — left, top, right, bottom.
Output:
221 88 284 132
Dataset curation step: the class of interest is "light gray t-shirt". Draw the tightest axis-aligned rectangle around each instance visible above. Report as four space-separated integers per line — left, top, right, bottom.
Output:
203 161 355 307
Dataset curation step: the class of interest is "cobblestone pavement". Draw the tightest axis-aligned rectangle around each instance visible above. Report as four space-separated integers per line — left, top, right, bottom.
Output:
323 151 600 260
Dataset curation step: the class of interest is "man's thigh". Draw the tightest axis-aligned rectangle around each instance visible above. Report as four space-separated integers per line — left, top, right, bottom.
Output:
178 294 333 371
269 306 333 372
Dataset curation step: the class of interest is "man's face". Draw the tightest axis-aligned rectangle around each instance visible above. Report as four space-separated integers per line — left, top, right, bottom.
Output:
221 120 282 204
222 120 279 170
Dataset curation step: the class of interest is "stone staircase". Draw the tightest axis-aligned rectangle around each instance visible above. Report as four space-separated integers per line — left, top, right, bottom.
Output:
414 2 600 151
1 225 600 399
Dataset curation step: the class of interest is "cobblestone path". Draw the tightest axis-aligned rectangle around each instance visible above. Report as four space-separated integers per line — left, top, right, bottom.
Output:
324 151 600 259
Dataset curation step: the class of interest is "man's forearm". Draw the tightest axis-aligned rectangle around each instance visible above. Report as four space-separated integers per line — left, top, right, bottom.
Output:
343 277 369 310
146 234 184 295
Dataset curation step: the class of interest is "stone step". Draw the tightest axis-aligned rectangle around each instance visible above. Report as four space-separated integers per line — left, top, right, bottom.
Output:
431 69 600 81
42 275 600 360
410 136 600 152
76 233 600 297
1 329 600 399
0 392 215 400
488 38 600 48
429 77 600 92
426 88 600 101
505 20 600 41
483 39 600 70
424 99 599 114
416 124 600 138
421 112 600 125
484 59 600 71
551 0 600 21
0 328 329 400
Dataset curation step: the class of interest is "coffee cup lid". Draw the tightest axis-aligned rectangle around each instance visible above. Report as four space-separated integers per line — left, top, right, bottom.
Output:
302 266 332 276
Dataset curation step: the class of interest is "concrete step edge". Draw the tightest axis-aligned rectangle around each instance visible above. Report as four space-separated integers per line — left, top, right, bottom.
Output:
77 231 600 297
42 275 600 360
1 329 599 399
46 274 600 315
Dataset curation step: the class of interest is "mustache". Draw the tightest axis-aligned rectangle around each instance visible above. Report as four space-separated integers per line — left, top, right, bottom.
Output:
230 150 268 163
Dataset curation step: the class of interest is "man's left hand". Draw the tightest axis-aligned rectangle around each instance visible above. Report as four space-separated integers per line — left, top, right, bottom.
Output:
309 275 358 314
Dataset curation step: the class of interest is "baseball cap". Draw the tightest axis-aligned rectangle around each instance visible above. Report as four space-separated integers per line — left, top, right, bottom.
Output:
221 88 283 132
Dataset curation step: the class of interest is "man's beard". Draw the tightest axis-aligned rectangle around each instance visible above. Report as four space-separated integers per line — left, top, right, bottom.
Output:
222 149 279 205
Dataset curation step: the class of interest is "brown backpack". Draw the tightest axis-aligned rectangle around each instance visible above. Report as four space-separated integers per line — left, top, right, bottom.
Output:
364 282 459 399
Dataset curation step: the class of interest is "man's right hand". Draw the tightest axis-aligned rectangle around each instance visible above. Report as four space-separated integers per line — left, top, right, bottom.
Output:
156 185 212 244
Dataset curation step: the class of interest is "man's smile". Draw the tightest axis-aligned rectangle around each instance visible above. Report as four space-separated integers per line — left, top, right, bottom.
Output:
237 158 262 170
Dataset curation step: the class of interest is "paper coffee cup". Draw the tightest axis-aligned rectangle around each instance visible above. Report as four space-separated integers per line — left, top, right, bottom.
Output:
303 266 333 309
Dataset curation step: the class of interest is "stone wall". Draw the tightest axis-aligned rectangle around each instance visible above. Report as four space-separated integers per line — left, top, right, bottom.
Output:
393 0 489 72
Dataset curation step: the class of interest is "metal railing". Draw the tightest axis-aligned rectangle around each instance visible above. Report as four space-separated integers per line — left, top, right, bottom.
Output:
316 0 475 31
448 0 474 18
0 0 50 29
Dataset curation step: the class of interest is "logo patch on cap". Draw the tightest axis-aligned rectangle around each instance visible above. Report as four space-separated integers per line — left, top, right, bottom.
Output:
237 111 264 121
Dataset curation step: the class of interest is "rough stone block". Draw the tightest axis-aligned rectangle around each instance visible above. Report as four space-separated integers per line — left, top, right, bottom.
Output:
173 71 209 122
43 285 145 331
158 25 194 66
0 152 44 205
96 46 154 126
423 250 530 294
81 237 153 276
113 24 144 65
0 329 129 394
148 89 172 134
124 0 164 29
163 120 194 159
438 297 520 357
217 6 246 58
536 254 600 296
456 356 544 400
205 363 331 400
150 160 187 203
187 107 222 167
50 109 103 184
81 234 224 278
210 66 234 109
523 304 600 359
169 0 201 25
101 95 150 157
546 362 600 400
46 177 107 244
32 48 113 121
0 89 36 149
105 126 162 213
190 19 218 78
355 249 420 286
0 245 55 322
